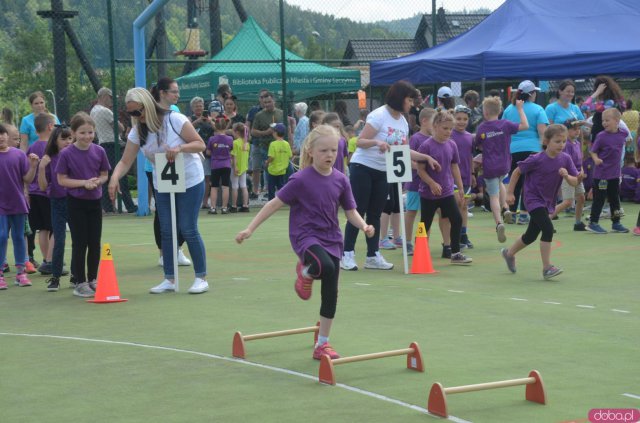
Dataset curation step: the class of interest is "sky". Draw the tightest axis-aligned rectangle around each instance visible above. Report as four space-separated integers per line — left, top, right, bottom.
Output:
284 0 506 23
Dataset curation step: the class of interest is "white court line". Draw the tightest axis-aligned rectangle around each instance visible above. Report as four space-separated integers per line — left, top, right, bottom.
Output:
576 305 595 309
511 298 528 301
354 283 371 286
612 309 631 314
0 332 471 423
623 393 640 400
543 301 562 305
232 277 250 281
448 290 464 293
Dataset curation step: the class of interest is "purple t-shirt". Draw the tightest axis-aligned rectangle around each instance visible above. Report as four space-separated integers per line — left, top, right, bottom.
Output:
27 140 48 197
333 137 349 174
276 166 356 261
45 154 67 199
562 138 583 172
207 134 233 170
55 143 110 200
451 129 473 187
475 119 519 179
404 132 430 192
590 129 627 180
0 147 30 215
518 152 578 214
620 167 639 201
417 138 460 200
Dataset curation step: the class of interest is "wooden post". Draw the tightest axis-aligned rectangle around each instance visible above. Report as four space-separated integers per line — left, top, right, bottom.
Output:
232 323 319 359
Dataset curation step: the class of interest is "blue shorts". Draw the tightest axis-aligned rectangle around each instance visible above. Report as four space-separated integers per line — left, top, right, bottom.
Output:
485 175 507 196
405 191 420 211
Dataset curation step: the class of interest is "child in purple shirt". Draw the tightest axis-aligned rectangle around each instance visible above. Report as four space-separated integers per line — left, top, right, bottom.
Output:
206 117 233 214
236 125 373 361
502 124 578 280
474 97 528 243
56 113 110 298
452 105 475 249
37 124 73 291
404 108 435 254
417 110 472 265
620 155 639 202
321 113 349 174
587 108 629 233
0 124 39 289
551 119 588 231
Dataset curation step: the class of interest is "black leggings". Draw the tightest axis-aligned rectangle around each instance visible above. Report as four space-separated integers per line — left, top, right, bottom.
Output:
383 183 400 214
521 207 554 245
590 178 621 224
304 245 339 319
147 171 185 250
344 163 388 257
509 151 535 213
420 195 462 253
67 197 102 283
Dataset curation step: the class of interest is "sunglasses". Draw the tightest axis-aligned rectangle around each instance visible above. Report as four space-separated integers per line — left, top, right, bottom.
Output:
127 108 144 117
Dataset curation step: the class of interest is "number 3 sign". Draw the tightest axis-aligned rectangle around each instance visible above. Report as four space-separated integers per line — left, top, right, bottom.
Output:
155 153 186 193
385 145 412 183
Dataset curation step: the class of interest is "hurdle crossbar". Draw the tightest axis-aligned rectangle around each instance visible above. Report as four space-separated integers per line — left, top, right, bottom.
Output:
427 370 546 418
319 341 423 385
232 322 319 359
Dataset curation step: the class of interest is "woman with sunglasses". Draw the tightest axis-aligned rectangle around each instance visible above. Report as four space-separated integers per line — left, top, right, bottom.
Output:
108 88 209 294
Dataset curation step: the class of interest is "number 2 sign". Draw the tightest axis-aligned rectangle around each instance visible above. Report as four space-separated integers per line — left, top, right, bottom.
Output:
385 145 412 183
155 153 186 193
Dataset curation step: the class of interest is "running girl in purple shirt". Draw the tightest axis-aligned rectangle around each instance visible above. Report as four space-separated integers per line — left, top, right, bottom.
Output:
0 124 39 289
57 113 111 298
236 125 374 360
502 124 578 280
451 105 475 249
417 110 472 265
37 124 73 291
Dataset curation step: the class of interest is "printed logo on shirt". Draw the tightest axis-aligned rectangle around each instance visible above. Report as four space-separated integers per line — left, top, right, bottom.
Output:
385 126 407 145
483 131 506 139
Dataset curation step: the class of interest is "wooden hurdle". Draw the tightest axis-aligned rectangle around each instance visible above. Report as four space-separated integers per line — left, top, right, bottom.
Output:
427 370 546 418
318 342 423 385
232 322 319 359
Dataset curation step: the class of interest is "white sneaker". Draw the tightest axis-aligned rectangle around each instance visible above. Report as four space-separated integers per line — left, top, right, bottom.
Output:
364 252 394 270
150 279 175 294
340 251 358 271
188 277 209 294
158 256 163 267
177 249 192 266
73 282 95 298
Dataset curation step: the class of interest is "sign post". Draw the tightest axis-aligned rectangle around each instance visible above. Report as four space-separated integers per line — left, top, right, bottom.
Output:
155 153 186 292
385 145 413 274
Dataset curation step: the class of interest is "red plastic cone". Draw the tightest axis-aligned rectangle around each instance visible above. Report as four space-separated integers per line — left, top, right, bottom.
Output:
410 223 437 274
87 243 128 303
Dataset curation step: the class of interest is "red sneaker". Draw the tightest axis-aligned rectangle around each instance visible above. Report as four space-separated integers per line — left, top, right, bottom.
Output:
313 343 340 360
24 261 37 274
294 262 313 300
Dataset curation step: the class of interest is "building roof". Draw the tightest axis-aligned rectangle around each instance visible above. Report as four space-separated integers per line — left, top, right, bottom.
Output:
342 39 418 63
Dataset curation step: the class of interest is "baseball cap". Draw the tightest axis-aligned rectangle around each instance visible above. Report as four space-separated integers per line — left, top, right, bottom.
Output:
270 122 286 135
437 86 453 98
208 99 224 115
563 118 582 129
518 80 540 94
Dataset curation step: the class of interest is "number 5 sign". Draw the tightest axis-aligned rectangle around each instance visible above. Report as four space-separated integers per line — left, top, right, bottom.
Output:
155 153 186 193
385 145 412 183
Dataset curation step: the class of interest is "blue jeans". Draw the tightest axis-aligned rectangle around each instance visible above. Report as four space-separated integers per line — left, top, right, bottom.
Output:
267 173 286 200
50 197 69 278
156 180 206 279
0 214 27 271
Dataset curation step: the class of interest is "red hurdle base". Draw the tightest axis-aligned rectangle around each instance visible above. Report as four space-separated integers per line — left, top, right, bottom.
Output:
427 370 546 418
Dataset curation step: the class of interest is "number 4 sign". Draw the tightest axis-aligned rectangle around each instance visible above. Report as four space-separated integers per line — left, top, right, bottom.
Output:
155 153 186 193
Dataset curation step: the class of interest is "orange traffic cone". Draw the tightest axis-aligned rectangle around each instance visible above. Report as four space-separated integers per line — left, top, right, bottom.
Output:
410 223 437 274
87 243 128 303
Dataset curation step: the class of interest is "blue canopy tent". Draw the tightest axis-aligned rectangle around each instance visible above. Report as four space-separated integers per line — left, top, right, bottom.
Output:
370 0 640 85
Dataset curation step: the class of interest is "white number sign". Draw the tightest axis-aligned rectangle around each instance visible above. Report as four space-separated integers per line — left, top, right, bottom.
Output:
155 153 186 193
385 145 412 183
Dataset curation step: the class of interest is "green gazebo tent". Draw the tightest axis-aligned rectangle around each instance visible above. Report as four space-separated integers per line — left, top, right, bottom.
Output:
177 16 361 101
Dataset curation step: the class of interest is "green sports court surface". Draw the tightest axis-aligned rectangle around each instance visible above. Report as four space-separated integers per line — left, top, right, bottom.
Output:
1 203 638 422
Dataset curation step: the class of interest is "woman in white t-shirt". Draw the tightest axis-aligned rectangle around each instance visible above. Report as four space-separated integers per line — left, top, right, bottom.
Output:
108 88 209 295
341 81 440 271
